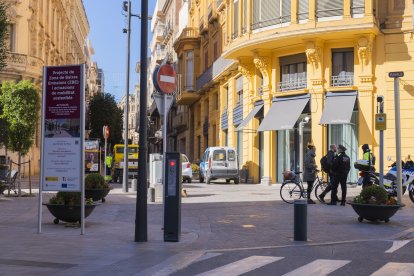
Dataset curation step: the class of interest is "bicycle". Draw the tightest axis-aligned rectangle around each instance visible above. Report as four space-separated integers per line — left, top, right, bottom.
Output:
280 170 329 204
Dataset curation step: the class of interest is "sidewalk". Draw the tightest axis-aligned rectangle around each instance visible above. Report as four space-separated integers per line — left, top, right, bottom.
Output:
1 181 413 275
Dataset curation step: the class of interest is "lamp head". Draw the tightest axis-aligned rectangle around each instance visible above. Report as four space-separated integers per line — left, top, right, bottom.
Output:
122 1 128 12
303 116 310 123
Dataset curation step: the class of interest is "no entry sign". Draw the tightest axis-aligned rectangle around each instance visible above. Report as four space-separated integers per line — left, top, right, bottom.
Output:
156 64 177 94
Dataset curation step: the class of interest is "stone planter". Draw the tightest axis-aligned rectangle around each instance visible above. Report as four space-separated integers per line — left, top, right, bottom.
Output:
349 202 401 223
85 188 110 202
43 203 96 224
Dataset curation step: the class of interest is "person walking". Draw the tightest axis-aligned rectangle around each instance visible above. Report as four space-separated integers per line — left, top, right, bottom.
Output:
361 144 373 188
319 144 337 203
303 142 317 204
329 144 351 206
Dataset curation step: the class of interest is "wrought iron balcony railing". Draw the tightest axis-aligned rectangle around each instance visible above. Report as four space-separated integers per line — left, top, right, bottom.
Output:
331 74 354 87
277 78 307 92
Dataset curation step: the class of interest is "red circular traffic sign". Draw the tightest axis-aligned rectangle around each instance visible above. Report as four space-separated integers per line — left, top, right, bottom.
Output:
103 125 109 139
156 64 177 94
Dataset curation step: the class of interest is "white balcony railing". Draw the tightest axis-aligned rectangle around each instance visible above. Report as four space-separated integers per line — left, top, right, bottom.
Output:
277 78 307 92
331 74 354 87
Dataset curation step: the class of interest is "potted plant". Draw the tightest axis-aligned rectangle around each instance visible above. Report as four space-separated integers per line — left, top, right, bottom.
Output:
191 163 200 181
44 192 96 224
85 173 111 202
350 185 401 223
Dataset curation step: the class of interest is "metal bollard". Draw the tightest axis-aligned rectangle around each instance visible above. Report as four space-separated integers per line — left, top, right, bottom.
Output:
131 179 138 192
294 199 307 241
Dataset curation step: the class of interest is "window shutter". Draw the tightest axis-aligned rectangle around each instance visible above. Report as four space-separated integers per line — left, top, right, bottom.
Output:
298 0 309 20
233 0 239 36
252 0 261 29
281 0 291 23
261 0 280 27
317 0 343 18
351 0 365 15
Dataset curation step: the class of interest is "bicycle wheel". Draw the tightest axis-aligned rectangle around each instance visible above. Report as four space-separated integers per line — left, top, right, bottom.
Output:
280 182 303 204
314 180 330 203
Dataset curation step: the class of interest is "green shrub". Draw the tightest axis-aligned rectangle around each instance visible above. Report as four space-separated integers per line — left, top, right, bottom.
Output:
48 192 93 206
191 164 199 173
359 185 388 205
85 173 109 189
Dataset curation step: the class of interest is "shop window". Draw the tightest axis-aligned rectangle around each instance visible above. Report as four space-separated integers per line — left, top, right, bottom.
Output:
332 49 354 87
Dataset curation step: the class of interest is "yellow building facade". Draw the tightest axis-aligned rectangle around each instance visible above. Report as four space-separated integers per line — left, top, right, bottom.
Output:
0 0 91 175
177 0 414 184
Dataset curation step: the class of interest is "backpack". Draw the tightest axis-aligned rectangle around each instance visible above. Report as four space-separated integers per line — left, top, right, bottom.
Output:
371 153 376 166
320 155 329 173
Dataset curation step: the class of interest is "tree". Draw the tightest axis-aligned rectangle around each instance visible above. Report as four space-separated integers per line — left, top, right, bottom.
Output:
0 81 40 196
0 2 9 71
88 93 123 150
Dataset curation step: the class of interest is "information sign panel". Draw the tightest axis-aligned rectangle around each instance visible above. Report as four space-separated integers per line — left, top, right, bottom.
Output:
375 113 387 131
41 65 84 191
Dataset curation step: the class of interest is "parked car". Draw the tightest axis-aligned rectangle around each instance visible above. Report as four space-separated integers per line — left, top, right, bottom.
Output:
199 147 239 184
181 154 193 183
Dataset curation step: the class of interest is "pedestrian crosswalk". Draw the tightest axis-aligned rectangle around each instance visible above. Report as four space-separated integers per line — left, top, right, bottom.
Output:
176 255 414 276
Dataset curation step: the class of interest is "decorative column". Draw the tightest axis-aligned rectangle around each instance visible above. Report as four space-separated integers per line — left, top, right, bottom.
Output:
253 52 273 184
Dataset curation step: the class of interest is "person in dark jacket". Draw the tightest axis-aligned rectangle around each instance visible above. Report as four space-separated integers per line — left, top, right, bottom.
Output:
329 144 351 206
319 144 337 203
303 143 317 204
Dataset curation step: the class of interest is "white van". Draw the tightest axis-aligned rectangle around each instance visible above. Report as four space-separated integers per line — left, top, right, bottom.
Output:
199 147 239 184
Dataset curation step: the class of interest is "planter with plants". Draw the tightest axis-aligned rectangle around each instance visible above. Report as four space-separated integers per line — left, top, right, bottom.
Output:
43 192 96 224
350 185 401 223
191 163 200 180
85 173 111 202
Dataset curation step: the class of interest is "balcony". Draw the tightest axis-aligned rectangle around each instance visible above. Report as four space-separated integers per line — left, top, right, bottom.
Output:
154 23 165 42
172 111 189 130
277 78 307 92
331 74 354 87
199 16 208 35
176 74 200 105
196 56 236 91
173 27 200 52
153 48 167 63
208 3 218 23
5 52 43 78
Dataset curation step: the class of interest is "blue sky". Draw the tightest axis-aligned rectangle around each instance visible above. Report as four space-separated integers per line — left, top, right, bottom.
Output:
83 0 156 101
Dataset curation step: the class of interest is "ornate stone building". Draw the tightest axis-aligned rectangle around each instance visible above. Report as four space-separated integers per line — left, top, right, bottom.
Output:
175 0 414 184
0 0 92 175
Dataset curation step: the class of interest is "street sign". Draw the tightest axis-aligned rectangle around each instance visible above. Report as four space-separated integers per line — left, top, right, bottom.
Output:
153 93 174 116
375 113 387 131
156 64 177 94
152 65 161 93
103 125 109 139
389 71 404 78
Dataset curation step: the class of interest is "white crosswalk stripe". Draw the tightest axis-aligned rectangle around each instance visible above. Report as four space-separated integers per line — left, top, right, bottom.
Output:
385 240 411 253
195 255 283 276
371 262 414 276
282 259 351 276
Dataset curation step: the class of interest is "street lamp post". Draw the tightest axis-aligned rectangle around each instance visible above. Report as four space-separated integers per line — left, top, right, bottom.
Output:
122 0 132 193
299 116 310 174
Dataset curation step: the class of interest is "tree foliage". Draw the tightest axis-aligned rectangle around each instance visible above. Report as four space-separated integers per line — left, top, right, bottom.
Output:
0 2 9 71
0 80 41 156
88 93 123 148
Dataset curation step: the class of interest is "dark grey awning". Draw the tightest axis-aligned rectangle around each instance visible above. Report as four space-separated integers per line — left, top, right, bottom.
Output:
258 95 310 131
319 92 357 125
235 104 263 131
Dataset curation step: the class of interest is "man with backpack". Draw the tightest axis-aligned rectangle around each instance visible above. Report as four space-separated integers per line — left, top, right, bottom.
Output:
319 144 337 203
329 144 351 206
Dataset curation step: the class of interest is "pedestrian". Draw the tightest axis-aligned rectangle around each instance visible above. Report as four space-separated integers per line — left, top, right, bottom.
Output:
329 144 351 206
319 144 337 203
303 142 317 204
361 144 373 188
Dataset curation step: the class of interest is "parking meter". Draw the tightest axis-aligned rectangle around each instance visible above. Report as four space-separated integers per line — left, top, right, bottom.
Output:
163 152 181 242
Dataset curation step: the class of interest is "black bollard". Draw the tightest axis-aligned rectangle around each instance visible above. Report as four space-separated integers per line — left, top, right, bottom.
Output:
294 199 307 241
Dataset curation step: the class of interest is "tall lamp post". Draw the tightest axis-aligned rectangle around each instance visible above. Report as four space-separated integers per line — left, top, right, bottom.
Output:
299 116 310 174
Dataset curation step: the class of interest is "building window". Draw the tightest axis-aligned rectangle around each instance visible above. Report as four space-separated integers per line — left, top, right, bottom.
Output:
7 24 16 52
351 0 365 16
225 85 229 108
204 47 209 70
235 76 243 105
252 0 291 30
317 0 343 18
224 129 228 146
232 0 239 39
185 50 194 90
214 93 219 110
279 62 307 91
237 131 243 168
332 49 354 87
213 41 218 60
197 136 201 159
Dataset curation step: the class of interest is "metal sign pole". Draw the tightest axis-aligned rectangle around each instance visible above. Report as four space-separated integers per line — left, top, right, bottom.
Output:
38 66 47 234
378 99 384 188
104 126 107 179
163 94 167 189
81 64 86 235
394 77 403 205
